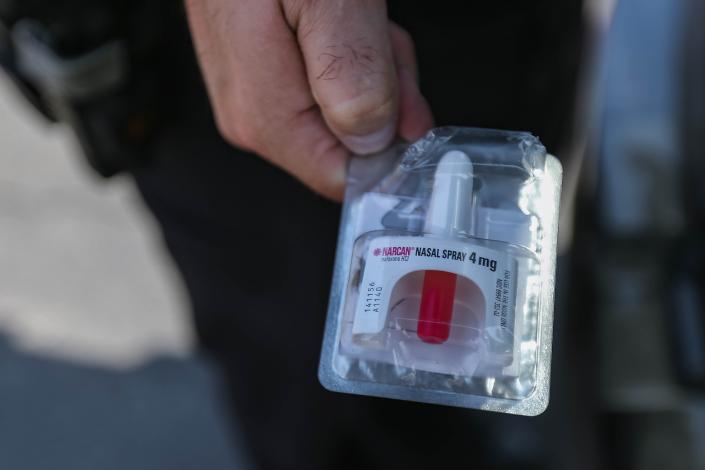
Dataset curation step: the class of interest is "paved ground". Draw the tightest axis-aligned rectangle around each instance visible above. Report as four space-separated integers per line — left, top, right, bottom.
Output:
0 77 248 469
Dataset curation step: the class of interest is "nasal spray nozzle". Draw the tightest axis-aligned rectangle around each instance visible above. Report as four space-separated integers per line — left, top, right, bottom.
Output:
417 150 474 344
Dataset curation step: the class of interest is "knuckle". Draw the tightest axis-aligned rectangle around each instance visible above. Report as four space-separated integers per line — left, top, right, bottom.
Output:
390 22 417 59
394 24 413 48
307 140 345 198
209 83 265 151
282 0 326 28
214 105 261 151
219 116 257 150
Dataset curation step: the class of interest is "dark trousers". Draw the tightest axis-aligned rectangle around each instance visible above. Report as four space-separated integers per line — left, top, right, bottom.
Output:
130 2 585 468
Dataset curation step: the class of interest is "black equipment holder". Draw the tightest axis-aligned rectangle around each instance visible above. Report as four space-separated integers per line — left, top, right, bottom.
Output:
0 0 186 176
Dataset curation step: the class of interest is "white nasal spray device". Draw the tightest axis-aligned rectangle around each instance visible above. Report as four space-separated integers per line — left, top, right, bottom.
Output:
417 150 474 343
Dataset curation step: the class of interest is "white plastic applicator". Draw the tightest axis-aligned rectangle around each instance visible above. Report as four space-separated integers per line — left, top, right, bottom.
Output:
417 150 474 343
424 150 474 236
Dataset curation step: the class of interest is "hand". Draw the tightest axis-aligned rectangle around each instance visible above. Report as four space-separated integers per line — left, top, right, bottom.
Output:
185 0 434 200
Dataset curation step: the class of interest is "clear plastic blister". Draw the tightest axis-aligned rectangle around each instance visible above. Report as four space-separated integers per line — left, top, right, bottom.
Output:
319 127 562 415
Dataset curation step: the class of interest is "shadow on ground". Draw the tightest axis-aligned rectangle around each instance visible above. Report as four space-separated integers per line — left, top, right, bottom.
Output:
0 332 249 470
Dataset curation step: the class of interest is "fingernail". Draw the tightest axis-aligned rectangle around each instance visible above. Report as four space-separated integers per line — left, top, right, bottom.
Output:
340 121 396 155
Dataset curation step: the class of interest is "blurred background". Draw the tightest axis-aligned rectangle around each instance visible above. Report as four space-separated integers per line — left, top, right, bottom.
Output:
1 0 704 469
0 65 247 469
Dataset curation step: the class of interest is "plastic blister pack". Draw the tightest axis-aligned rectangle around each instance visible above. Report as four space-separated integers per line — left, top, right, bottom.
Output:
318 127 562 415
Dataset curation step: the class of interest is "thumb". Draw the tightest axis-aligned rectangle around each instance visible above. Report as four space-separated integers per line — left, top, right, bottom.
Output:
290 0 398 155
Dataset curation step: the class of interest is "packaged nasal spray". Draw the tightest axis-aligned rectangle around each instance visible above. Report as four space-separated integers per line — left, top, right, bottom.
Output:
318 127 562 415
